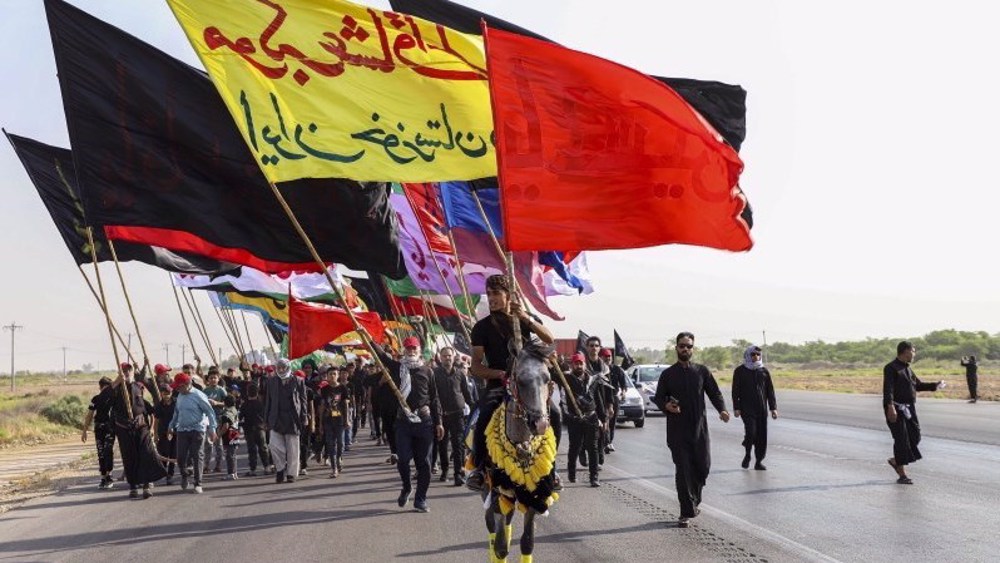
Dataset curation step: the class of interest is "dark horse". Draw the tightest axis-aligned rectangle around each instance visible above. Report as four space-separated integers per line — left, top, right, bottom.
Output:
482 342 557 563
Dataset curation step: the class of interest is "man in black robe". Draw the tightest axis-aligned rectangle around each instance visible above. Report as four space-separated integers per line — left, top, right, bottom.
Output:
110 363 167 499
884 341 942 484
652 332 730 527
960 355 978 403
732 344 777 470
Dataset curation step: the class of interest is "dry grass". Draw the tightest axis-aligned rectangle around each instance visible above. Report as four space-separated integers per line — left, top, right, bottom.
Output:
0 453 95 515
728 364 998 401
0 388 91 447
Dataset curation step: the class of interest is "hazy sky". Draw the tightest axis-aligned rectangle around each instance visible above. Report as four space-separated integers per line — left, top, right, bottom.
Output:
2 0 998 372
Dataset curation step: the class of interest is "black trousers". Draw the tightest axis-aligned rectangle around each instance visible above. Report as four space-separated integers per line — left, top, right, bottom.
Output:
245 427 271 470
566 419 598 481
156 433 175 477
670 444 706 518
396 418 434 504
609 397 620 443
887 408 922 466
95 424 116 475
437 412 466 477
473 387 505 467
741 413 768 461
967 374 979 400
381 409 398 454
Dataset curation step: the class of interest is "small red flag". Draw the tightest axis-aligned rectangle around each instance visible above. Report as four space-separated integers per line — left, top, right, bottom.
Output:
484 26 752 252
289 299 386 359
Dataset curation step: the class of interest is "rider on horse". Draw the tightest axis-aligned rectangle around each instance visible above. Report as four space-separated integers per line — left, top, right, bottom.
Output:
467 274 555 492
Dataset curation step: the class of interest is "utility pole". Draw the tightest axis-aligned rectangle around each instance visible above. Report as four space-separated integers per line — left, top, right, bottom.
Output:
762 330 768 364
4 323 24 392
181 343 187 366
61 346 67 381
162 342 171 366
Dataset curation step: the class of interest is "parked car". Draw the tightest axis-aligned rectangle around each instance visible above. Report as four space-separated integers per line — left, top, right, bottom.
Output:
628 364 670 415
616 376 646 427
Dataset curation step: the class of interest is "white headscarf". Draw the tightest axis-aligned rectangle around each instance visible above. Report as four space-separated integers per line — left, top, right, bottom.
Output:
743 345 764 370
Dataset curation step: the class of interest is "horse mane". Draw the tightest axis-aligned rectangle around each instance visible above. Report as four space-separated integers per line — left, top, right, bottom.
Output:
519 342 554 362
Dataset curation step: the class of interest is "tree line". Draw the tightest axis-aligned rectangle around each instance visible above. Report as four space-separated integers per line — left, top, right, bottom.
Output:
629 329 996 369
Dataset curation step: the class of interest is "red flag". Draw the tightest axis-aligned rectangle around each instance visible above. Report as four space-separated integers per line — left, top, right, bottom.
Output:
484 26 752 252
402 184 453 255
289 299 385 359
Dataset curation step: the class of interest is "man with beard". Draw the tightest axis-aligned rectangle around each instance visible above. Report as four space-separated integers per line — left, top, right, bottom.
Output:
582 337 613 468
432 346 473 486
563 353 605 487
652 332 730 527
265 358 309 483
374 336 443 512
466 274 554 491
110 363 167 499
884 342 944 484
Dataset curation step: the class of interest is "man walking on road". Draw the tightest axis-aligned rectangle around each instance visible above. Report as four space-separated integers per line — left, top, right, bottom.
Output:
265 358 309 484
884 342 944 484
432 346 472 486
375 337 443 513
167 372 217 494
81 376 116 489
732 344 777 470
652 332 730 527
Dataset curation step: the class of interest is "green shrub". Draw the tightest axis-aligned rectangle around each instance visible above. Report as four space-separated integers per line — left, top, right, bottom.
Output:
40 395 87 427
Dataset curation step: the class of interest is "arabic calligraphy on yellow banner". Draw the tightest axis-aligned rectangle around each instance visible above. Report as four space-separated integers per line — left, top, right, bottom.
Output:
167 0 496 183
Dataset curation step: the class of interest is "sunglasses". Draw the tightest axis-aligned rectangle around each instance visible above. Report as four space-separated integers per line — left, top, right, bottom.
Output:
677 344 694 349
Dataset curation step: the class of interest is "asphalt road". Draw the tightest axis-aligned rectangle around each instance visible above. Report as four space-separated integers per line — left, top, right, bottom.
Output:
0 390 996 562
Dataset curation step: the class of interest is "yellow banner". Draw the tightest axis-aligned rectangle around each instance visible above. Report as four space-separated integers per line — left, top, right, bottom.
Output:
167 0 496 183
227 293 290 325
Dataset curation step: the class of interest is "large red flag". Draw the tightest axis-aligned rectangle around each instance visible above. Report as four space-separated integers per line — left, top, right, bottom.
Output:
289 299 385 359
484 26 752 252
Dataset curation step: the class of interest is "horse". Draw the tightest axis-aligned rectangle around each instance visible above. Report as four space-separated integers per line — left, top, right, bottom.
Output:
481 342 558 563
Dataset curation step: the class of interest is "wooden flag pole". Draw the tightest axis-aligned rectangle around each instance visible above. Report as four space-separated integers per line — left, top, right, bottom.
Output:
169 274 201 366
106 239 152 376
76 265 137 365
417 290 449 354
208 294 239 359
85 228 131 419
445 230 477 330
240 311 257 364
223 305 246 362
264 181 412 415
257 314 278 359
182 288 218 366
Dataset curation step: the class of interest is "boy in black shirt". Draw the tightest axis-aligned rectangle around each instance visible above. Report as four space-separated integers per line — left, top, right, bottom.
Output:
239 383 272 476
81 377 115 489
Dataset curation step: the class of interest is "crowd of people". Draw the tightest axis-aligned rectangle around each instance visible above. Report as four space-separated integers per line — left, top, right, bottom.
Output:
80 273 949 529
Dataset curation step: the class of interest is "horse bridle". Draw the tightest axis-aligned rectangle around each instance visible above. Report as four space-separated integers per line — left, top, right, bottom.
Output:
506 353 550 432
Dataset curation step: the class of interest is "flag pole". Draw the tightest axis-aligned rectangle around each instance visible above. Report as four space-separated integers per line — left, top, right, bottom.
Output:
223 305 246 362
258 314 278 359
169 274 202 367
264 181 413 416
418 289 451 353
106 240 154 387
400 186 474 349
240 311 257 364
85 228 131 419
182 288 218 366
76 265 137 365
209 293 239 360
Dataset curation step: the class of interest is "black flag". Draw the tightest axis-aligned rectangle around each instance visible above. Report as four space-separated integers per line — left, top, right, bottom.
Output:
614 330 636 370
390 0 747 150
6 131 240 275
576 330 590 354
45 0 405 278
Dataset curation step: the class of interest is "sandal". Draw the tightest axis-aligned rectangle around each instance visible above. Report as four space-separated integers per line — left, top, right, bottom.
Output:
896 476 913 485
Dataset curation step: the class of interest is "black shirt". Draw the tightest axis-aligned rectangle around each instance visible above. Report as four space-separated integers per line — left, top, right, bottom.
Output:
239 398 266 431
377 351 441 425
470 313 532 389
883 358 938 407
652 363 726 448
89 387 114 427
731 365 776 414
109 381 152 427
961 358 978 378
433 365 472 416
152 400 175 439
